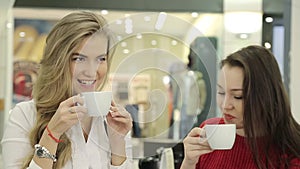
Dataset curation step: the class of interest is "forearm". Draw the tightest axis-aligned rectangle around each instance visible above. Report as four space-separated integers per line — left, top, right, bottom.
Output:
110 139 126 166
111 154 126 166
32 129 60 169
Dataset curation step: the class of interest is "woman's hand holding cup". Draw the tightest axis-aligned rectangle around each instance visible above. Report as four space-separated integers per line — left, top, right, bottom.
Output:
181 127 213 168
47 95 87 139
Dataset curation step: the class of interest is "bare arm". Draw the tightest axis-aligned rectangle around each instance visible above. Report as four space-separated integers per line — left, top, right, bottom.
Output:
107 101 133 166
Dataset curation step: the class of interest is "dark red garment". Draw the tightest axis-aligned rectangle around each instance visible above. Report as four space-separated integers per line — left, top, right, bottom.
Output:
195 118 300 169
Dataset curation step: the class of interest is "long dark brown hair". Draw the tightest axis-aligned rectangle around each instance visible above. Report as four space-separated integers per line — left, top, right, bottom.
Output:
221 45 300 168
22 11 115 168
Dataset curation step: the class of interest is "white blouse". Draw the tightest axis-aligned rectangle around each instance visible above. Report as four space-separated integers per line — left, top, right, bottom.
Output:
1 100 133 169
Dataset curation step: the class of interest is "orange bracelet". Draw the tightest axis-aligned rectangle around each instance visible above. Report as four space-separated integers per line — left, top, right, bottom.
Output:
46 125 64 143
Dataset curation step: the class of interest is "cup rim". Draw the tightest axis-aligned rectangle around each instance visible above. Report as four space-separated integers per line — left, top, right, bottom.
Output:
204 124 236 127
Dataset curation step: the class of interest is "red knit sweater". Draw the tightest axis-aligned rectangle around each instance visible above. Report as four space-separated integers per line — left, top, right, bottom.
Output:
195 118 300 169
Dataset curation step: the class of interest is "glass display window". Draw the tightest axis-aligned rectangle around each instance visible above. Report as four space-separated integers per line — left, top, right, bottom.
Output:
12 18 56 105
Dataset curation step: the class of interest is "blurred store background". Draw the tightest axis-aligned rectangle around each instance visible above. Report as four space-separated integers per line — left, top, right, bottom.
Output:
1 0 299 168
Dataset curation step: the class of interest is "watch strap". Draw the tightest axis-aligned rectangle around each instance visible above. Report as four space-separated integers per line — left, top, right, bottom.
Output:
34 144 57 162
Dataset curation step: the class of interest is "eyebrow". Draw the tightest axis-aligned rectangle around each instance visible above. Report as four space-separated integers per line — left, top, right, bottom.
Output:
72 52 107 58
217 84 243 91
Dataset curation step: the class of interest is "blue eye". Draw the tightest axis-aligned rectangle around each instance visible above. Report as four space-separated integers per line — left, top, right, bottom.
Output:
99 57 106 61
72 56 85 62
97 56 107 63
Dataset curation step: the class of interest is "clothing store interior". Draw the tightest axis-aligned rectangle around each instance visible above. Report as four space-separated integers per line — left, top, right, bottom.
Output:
1 0 300 168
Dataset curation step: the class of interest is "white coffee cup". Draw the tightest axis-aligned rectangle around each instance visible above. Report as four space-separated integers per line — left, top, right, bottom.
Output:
81 91 112 117
204 124 236 150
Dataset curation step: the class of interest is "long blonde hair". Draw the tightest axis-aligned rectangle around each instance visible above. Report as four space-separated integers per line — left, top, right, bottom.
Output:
22 11 114 168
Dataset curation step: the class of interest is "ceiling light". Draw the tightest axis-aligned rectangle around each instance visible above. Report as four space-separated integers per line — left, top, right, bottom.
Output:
171 40 178 46
6 22 12 28
123 49 130 54
238 33 249 39
151 40 157 46
125 18 133 34
155 12 167 30
191 12 199 18
101 10 108 15
163 76 170 85
136 33 143 39
265 17 273 23
121 42 127 47
19 32 26 37
264 42 271 49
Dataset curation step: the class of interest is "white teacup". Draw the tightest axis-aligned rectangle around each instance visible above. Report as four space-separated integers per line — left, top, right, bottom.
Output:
204 124 236 150
81 91 112 117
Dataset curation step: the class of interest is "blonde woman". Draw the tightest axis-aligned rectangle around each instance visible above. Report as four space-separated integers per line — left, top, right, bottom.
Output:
2 11 133 169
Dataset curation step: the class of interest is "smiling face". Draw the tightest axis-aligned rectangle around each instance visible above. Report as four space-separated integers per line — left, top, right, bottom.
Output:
71 33 108 94
217 64 245 135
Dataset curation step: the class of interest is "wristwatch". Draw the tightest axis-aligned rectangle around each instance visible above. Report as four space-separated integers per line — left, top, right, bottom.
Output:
34 144 57 162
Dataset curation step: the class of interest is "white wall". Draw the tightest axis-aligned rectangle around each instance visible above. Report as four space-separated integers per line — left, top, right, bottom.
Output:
290 0 300 123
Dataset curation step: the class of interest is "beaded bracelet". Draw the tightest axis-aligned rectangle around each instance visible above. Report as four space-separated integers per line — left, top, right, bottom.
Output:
46 125 64 143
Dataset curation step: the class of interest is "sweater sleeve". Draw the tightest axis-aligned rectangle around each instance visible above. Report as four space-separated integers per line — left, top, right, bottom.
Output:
290 157 300 169
1 101 36 169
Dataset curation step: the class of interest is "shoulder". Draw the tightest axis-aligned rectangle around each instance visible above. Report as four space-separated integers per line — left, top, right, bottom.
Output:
8 100 36 128
199 117 224 128
14 99 35 109
12 100 36 115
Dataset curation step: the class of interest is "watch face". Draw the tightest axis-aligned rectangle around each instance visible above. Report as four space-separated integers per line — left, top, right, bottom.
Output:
36 148 45 157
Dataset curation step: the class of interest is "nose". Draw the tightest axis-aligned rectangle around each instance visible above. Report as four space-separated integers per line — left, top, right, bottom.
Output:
222 95 234 110
83 61 99 77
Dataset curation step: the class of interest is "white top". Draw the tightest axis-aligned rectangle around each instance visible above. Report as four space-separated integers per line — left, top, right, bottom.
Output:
1 100 133 169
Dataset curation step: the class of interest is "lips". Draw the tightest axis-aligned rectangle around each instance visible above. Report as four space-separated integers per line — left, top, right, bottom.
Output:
224 113 235 121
